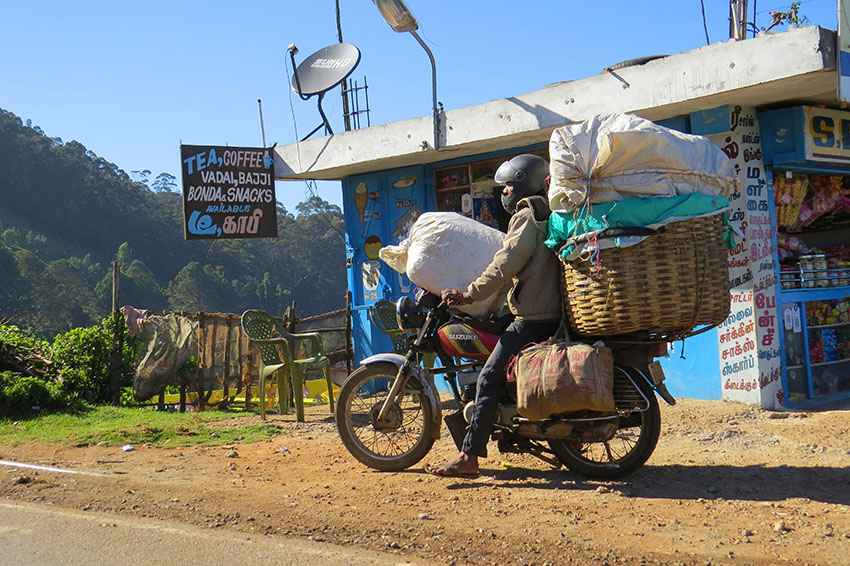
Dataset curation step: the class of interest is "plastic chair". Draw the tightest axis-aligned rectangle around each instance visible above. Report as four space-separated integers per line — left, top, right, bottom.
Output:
240 310 335 422
369 299 409 354
368 299 436 375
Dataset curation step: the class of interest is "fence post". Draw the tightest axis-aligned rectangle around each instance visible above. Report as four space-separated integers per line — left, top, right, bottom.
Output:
107 261 123 404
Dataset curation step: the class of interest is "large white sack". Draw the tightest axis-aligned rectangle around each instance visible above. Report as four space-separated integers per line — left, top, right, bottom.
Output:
378 212 507 317
549 113 738 212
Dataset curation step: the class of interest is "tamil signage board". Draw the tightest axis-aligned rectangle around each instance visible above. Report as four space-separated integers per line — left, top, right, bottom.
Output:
180 145 277 240
803 106 850 163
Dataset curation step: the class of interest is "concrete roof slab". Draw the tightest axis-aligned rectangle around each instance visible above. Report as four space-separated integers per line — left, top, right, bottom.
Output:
275 25 836 180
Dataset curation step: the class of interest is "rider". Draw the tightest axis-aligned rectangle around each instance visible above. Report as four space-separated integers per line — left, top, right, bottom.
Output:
428 154 563 478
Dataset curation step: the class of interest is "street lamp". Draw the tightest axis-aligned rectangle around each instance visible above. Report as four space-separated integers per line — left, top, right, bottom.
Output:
373 0 441 149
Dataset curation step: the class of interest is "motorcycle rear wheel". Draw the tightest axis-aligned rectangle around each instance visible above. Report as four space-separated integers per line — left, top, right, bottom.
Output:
335 362 436 472
549 366 661 479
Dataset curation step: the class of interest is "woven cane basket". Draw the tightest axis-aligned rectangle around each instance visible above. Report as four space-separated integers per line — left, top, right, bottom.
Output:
561 214 731 339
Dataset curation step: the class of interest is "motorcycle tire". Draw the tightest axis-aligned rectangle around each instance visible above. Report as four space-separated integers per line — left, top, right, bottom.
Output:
335 362 436 472
549 366 661 479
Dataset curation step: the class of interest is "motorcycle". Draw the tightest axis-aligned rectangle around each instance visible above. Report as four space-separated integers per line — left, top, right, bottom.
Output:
334 288 677 479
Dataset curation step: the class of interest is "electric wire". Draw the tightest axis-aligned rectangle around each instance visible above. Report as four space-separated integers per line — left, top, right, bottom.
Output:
284 56 347 245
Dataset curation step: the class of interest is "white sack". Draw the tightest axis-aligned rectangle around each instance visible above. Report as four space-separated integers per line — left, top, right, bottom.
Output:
549 113 738 212
378 212 507 317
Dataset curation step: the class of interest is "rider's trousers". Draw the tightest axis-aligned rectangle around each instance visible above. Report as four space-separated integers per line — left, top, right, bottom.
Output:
462 319 560 458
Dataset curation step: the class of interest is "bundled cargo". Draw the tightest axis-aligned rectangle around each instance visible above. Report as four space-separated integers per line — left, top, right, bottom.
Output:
379 212 508 318
549 113 737 211
548 114 736 338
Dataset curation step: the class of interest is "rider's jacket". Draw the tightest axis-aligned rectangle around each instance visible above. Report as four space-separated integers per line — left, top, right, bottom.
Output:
465 196 562 322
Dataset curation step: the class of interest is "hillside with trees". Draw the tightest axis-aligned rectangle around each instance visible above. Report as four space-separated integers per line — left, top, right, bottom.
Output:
0 108 347 338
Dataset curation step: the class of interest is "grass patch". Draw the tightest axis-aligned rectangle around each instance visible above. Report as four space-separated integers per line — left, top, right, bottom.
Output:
0 406 282 448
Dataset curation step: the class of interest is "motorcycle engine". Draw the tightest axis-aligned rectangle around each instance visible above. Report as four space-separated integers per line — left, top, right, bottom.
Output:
463 401 519 427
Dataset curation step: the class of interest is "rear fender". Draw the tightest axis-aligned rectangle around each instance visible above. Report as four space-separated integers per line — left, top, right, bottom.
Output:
359 354 443 440
624 363 677 406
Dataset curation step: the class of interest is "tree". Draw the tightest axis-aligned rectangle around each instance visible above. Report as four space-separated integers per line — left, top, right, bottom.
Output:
0 106 349 334
151 172 178 193
165 262 234 313
131 169 151 188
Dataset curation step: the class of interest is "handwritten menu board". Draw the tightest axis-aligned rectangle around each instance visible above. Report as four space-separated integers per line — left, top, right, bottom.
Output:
180 145 277 240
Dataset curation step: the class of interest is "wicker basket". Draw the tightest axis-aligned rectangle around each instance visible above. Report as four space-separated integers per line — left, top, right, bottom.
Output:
561 214 731 339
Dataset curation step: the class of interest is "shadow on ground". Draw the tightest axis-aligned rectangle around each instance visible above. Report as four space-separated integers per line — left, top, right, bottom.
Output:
434 463 850 506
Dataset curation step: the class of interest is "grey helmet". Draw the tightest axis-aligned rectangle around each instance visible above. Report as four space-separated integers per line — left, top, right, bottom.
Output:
494 154 550 213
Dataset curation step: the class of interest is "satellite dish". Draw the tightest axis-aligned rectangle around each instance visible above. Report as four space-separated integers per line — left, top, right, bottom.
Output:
291 43 361 96
289 43 361 139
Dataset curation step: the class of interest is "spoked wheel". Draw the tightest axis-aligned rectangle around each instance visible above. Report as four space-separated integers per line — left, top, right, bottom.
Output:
335 362 436 472
549 366 661 479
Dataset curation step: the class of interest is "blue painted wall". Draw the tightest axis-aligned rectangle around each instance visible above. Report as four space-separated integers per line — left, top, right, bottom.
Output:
658 330 721 399
342 165 433 365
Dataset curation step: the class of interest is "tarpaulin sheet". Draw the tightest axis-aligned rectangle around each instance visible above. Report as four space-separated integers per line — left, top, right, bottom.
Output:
546 193 732 260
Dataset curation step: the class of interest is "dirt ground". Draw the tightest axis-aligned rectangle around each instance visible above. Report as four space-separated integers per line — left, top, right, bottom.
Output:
1 397 849 566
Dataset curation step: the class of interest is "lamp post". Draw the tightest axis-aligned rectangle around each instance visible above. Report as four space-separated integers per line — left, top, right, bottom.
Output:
374 0 440 150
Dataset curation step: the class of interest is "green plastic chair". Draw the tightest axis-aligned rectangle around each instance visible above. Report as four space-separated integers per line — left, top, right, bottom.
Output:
369 299 409 354
368 299 436 374
240 310 335 422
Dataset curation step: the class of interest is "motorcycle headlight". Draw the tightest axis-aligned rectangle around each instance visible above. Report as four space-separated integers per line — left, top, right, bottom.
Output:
396 296 424 331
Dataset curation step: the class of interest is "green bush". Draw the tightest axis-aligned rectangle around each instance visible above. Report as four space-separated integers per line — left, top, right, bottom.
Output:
0 325 66 417
1 316 140 415
53 324 112 403
51 314 138 404
0 371 69 416
0 325 53 376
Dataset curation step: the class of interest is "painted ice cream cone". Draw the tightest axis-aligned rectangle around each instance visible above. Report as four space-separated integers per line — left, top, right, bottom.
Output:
354 181 368 226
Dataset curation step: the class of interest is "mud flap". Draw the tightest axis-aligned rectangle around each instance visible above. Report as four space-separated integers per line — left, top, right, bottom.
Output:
444 410 467 451
647 361 676 406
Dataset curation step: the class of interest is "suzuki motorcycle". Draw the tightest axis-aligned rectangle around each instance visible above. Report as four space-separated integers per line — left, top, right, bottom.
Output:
335 289 677 479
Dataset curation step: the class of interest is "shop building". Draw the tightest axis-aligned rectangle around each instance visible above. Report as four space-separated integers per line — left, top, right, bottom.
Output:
274 25 850 409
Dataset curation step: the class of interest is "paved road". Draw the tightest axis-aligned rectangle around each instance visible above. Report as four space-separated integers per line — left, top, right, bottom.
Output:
0 501 422 566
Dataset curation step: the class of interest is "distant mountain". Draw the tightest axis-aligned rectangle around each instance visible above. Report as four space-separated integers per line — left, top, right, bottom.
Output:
0 108 346 337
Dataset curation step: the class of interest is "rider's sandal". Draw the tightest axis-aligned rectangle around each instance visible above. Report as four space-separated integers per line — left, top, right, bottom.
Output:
425 463 479 479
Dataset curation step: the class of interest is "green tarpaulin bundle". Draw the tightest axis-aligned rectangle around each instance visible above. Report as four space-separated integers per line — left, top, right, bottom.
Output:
546 193 733 260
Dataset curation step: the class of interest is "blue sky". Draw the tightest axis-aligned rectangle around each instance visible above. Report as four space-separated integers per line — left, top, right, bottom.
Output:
0 0 839 213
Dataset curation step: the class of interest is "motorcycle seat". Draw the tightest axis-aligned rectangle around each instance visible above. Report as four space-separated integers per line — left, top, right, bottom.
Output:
460 312 515 335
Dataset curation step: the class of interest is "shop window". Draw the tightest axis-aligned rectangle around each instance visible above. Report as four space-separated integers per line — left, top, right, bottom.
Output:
776 170 850 403
776 173 850 289
783 299 850 403
433 151 547 232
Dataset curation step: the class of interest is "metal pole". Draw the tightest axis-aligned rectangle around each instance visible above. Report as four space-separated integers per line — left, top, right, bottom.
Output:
410 30 440 150
345 290 353 376
336 0 352 131
257 99 267 147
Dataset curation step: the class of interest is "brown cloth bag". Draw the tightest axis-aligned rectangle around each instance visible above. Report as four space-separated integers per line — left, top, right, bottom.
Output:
514 341 615 420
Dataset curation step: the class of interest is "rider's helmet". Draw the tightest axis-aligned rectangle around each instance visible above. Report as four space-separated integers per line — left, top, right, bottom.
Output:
494 154 550 214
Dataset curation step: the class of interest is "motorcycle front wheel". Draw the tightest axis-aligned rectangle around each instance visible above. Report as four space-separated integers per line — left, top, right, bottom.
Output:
335 362 436 472
549 366 661 479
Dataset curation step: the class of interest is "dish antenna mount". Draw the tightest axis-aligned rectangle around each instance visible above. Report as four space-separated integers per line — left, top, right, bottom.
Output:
289 43 361 140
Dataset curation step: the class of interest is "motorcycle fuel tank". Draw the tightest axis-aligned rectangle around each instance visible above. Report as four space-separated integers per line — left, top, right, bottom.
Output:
436 323 499 360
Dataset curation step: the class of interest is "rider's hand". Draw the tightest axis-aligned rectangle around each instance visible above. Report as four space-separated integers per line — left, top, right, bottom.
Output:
442 289 469 306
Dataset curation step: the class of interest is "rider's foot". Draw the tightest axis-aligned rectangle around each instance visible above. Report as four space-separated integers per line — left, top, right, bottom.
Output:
425 451 479 478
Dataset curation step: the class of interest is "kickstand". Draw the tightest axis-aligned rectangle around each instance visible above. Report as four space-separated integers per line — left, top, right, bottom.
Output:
498 435 561 468
524 444 562 468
